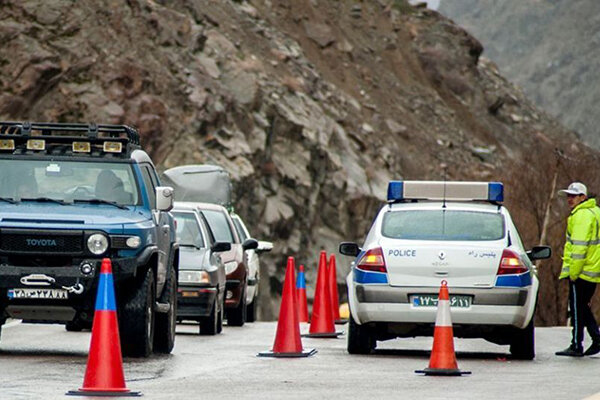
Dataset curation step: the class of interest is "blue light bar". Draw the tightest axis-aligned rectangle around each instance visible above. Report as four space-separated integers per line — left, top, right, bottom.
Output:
387 181 404 202
488 182 504 202
387 181 504 203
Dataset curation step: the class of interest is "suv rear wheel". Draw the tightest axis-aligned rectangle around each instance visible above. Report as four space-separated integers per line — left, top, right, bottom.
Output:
347 310 375 354
154 264 177 353
119 268 155 358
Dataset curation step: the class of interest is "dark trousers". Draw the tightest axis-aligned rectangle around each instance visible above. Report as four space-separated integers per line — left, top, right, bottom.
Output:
569 279 600 349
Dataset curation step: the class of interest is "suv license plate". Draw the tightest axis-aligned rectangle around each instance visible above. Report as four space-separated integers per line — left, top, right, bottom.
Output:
8 288 68 300
411 294 471 308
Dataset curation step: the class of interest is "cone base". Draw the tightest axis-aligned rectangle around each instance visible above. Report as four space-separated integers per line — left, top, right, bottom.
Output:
415 368 471 376
302 331 344 338
334 319 348 325
257 348 317 358
66 389 142 397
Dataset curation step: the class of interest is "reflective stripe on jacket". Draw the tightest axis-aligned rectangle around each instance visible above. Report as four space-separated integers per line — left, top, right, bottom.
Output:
560 198 600 282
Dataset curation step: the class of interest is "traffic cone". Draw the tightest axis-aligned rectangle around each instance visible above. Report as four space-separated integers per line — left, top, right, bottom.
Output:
258 257 316 357
296 264 310 323
67 258 141 396
328 254 346 324
415 280 471 376
303 251 343 338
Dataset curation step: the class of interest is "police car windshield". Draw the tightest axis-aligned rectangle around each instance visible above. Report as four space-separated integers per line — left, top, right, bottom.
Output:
0 159 140 205
382 210 505 241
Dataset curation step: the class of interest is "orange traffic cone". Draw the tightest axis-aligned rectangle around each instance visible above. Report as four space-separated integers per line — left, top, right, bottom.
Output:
258 257 316 357
67 258 141 396
328 254 346 324
296 264 310 323
303 251 343 338
415 280 471 376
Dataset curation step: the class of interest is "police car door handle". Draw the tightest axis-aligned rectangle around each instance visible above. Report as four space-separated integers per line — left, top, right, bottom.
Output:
435 271 449 276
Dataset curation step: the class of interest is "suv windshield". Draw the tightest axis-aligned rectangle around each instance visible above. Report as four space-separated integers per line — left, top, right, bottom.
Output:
382 210 505 241
0 159 140 205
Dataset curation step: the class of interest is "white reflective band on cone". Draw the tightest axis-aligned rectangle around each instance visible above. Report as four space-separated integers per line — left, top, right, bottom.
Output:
435 299 452 327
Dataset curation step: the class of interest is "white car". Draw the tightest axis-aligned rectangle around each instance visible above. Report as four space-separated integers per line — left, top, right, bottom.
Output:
230 213 273 322
340 181 551 360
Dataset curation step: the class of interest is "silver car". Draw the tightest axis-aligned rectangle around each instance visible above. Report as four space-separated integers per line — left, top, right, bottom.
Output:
173 202 230 335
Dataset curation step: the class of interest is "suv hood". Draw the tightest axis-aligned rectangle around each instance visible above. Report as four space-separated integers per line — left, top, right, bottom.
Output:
0 203 149 226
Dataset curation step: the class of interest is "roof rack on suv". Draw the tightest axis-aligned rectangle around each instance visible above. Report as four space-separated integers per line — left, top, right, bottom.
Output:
0 121 141 157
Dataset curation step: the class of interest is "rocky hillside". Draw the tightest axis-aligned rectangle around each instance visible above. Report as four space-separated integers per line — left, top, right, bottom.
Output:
1 0 599 323
440 0 600 149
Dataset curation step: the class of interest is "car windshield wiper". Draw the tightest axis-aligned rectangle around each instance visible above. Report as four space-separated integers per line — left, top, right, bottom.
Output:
21 197 69 205
0 197 16 204
73 198 129 210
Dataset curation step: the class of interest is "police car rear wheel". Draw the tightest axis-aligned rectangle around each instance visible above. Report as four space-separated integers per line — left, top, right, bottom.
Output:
509 319 535 360
348 312 375 354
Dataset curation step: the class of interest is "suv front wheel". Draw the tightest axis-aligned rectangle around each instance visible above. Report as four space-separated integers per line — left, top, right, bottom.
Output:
154 263 177 353
119 268 156 358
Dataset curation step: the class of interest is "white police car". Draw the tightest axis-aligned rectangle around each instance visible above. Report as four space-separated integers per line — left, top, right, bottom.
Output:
339 181 551 359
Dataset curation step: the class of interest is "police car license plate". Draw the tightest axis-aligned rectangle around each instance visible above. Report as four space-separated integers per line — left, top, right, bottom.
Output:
411 294 471 308
8 288 68 300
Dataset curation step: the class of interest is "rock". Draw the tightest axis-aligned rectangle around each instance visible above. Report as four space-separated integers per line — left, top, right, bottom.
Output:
350 5 362 18
470 145 496 162
385 119 408 136
303 21 335 48
222 70 259 107
196 55 221 79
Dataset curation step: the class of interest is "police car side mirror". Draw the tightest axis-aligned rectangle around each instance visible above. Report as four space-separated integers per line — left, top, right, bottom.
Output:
527 245 551 261
211 241 231 253
156 186 174 211
339 242 360 257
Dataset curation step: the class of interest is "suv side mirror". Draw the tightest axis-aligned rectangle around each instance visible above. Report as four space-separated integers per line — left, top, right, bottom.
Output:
527 245 552 261
339 242 361 257
256 240 273 253
211 241 231 253
242 238 259 251
156 186 174 211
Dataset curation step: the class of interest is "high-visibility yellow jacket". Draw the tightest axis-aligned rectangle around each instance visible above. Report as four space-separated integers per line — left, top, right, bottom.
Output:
560 198 600 282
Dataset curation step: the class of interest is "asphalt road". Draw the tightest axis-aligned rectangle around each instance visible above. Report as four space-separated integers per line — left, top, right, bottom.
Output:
1 320 600 400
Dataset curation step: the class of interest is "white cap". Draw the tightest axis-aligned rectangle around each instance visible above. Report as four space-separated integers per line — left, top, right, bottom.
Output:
559 182 588 197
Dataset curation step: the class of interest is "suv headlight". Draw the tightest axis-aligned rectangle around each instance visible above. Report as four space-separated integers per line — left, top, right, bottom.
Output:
224 261 238 274
87 234 109 255
179 270 210 284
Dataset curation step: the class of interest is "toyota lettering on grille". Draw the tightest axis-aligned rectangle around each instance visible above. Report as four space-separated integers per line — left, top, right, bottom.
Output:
26 239 58 247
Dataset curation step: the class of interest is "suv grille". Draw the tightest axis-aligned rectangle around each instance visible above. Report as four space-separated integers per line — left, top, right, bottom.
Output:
0 229 84 254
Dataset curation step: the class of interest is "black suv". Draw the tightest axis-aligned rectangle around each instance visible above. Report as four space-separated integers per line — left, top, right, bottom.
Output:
0 122 178 357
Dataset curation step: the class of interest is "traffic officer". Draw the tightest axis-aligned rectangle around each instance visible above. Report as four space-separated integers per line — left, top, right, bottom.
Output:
556 182 600 357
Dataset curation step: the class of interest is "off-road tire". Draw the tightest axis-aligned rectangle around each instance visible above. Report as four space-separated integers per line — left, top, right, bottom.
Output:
509 318 535 360
65 320 84 332
347 310 375 355
200 298 218 335
119 268 156 358
154 264 177 353
227 287 246 327
246 296 257 323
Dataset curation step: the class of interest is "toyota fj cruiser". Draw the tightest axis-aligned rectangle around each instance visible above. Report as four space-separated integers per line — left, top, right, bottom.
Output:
0 122 179 357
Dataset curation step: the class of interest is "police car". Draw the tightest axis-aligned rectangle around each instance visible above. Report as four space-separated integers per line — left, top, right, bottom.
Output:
339 181 551 359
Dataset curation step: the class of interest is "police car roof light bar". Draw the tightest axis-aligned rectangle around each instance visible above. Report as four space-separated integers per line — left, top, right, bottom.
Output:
387 181 503 203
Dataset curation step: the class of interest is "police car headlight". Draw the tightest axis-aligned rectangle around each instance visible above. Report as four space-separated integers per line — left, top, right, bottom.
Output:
87 234 109 255
224 261 238 274
179 270 210 284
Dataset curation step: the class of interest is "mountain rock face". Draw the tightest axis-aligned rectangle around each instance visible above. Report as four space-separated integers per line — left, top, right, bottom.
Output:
1 0 599 323
440 0 600 148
